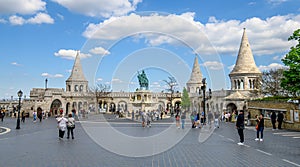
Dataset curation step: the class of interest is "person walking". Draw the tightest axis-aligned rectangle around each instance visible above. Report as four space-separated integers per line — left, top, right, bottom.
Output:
181 111 186 129
236 110 245 145
56 114 68 140
175 114 180 129
0 110 4 122
33 111 37 122
270 111 276 130
21 111 26 123
67 114 75 139
277 112 284 129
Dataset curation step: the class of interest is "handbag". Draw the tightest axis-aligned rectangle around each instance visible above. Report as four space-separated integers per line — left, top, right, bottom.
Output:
255 124 259 130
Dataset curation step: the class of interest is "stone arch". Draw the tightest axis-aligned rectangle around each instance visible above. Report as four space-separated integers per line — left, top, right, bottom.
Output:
66 102 71 116
118 101 127 112
50 99 62 116
158 101 165 111
226 103 237 114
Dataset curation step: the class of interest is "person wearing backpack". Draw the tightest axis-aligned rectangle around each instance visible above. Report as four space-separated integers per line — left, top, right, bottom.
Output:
67 113 75 139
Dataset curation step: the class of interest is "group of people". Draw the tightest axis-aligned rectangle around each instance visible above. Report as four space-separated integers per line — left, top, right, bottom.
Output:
236 110 284 145
236 111 265 145
56 113 76 140
270 111 284 130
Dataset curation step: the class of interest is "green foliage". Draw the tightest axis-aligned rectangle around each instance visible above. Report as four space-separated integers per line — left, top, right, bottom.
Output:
181 87 191 110
281 29 300 97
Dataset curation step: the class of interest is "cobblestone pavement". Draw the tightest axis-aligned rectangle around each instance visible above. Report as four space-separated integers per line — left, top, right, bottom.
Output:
0 114 299 167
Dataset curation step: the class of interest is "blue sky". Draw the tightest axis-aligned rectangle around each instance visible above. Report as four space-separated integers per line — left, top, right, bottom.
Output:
0 0 299 99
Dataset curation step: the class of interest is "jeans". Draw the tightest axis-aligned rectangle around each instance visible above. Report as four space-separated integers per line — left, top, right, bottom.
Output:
181 119 185 129
67 127 74 138
257 127 264 139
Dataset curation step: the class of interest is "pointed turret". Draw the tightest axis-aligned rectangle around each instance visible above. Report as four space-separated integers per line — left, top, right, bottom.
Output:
229 29 262 91
66 51 88 92
186 56 203 93
67 51 87 81
230 28 260 74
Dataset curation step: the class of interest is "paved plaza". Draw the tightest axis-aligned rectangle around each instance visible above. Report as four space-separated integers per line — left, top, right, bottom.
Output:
0 114 300 167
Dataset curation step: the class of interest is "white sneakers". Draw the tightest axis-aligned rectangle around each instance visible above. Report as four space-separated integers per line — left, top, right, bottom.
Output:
255 138 263 141
237 142 244 145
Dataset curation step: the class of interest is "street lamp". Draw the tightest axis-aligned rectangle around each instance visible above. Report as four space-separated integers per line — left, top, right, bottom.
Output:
16 90 23 129
200 78 212 124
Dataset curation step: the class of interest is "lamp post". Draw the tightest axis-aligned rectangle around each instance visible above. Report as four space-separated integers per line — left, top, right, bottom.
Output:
16 90 23 129
200 78 206 124
200 78 212 124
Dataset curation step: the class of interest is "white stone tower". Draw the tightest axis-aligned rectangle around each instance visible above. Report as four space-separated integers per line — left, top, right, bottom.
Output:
66 51 88 93
229 28 262 92
186 56 203 93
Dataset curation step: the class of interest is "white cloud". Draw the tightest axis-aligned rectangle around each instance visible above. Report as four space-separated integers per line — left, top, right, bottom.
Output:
0 18 7 24
11 62 21 66
89 47 111 55
82 13 300 57
9 15 25 25
54 49 91 59
0 0 46 15
8 13 54 25
202 61 225 70
52 0 142 18
266 0 288 5
27 13 54 24
258 63 286 71
41 73 64 78
96 78 103 81
112 78 123 83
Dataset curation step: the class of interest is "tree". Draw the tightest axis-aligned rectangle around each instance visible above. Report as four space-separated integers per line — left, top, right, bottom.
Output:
181 87 191 112
163 77 178 115
262 68 287 96
281 29 300 97
90 83 112 112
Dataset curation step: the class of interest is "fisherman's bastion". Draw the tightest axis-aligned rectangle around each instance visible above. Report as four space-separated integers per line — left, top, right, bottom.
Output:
0 29 262 117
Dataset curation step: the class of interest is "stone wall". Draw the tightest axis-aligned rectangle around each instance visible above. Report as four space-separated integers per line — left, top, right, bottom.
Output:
248 100 300 131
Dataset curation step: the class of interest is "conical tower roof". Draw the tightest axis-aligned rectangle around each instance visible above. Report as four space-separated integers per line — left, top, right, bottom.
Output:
187 56 202 84
66 51 87 82
230 28 260 75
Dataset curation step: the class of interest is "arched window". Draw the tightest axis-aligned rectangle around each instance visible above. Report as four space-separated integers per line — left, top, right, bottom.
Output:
75 85 78 92
79 85 83 92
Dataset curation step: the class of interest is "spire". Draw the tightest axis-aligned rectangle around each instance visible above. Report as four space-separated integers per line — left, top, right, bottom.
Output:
230 28 260 74
187 56 202 84
67 51 87 82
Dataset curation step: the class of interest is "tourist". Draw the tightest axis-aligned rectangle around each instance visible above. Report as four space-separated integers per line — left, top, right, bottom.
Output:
236 110 245 145
175 114 180 129
271 111 277 130
67 113 75 139
21 111 25 123
255 114 264 141
146 112 151 127
247 111 251 126
277 112 284 129
38 111 43 122
181 111 186 129
0 110 4 122
56 114 68 140
190 113 195 128
33 111 37 122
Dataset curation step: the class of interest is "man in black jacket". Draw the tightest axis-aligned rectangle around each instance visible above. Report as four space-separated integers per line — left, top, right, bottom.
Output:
236 110 245 145
277 112 284 129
